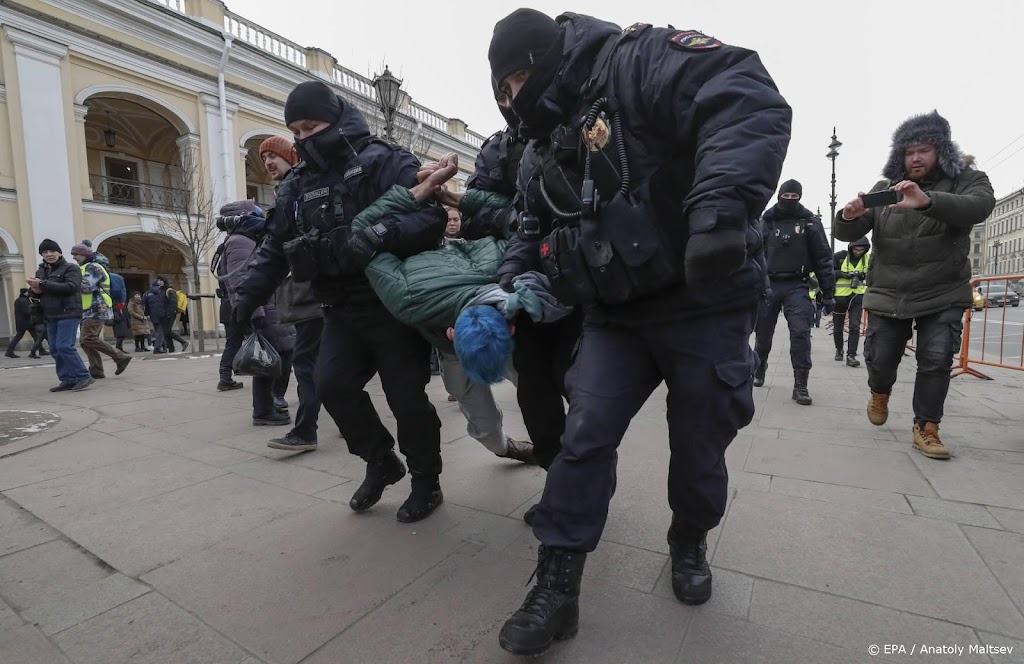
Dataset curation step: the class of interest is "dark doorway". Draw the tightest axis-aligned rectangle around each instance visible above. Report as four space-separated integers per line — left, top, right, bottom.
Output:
104 157 141 207
122 273 151 299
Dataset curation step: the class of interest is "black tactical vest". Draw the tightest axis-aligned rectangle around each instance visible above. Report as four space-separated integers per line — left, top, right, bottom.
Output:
763 217 811 278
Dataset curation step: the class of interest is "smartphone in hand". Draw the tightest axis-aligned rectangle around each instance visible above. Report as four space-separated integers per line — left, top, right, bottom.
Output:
860 190 899 208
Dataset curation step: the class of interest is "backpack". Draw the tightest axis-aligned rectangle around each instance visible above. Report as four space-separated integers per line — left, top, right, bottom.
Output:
108 271 127 306
176 290 188 314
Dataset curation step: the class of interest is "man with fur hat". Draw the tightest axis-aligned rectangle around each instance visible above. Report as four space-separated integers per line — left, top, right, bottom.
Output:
753 179 835 404
835 110 995 460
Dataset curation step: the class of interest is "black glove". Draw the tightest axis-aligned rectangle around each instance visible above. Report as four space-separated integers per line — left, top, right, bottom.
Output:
498 273 516 293
250 315 266 331
231 300 254 327
338 223 388 271
684 229 747 288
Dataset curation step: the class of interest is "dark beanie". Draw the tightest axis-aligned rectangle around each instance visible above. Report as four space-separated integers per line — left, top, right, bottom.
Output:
71 243 92 258
284 81 343 126
779 179 802 198
219 200 258 218
488 9 561 89
38 238 61 254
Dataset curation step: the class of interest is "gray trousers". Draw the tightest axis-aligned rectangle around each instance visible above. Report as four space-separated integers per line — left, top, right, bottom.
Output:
439 350 518 455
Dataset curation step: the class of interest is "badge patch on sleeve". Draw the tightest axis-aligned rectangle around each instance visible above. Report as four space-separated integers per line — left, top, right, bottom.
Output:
669 30 722 51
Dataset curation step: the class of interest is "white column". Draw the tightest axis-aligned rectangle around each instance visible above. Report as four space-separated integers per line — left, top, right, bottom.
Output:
175 133 201 212
199 93 237 210
0 256 25 338
73 103 93 200
4 27 75 258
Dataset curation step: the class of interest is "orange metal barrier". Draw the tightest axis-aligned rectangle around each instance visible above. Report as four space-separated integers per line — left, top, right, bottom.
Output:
952 275 1024 380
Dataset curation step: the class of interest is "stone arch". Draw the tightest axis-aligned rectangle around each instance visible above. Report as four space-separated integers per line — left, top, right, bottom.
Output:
239 128 291 147
74 85 197 135
0 227 19 255
93 226 190 260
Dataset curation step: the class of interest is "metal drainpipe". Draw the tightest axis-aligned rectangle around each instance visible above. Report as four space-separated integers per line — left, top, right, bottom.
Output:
217 33 234 205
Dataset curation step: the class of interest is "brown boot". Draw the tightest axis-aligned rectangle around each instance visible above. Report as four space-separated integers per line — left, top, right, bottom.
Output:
867 391 890 425
502 437 536 465
912 422 950 460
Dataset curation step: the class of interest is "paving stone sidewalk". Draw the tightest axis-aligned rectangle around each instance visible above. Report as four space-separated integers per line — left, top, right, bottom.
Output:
0 325 1022 664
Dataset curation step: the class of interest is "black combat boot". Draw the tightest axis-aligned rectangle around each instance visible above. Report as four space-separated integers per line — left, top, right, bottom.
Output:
396 474 444 523
498 545 587 656
753 362 766 388
217 369 243 391
834 348 843 361
846 354 861 368
349 449 407 512
792 369 812 405
668 524 713 605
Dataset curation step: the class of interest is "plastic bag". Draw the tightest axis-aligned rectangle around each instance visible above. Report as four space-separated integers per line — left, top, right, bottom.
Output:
232 330 281 377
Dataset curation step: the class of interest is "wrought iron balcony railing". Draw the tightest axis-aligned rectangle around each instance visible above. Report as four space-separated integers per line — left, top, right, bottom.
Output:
89 175 189 213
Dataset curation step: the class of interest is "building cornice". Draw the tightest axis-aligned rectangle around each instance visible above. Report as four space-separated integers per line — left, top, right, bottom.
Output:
2 0 483 157
0 189 16 203
0 84 6 104
3 25 68 64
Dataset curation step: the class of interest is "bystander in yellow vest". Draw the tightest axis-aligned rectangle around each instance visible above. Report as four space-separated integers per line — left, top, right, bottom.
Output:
835 253 871 297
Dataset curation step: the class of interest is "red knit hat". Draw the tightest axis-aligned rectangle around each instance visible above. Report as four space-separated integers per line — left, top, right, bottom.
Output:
258 136 298 166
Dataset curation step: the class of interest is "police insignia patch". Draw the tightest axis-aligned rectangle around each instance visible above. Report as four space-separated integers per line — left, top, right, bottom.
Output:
669 30 722 51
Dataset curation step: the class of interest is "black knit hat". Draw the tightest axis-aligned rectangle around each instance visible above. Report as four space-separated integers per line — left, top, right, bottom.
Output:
779 179 802 198
284 81 342 126
38 238 62 255
488 9 561 90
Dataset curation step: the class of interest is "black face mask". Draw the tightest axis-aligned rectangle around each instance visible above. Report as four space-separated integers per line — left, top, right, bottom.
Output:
498 103 520 131
294 118 354 172
778 199 801 215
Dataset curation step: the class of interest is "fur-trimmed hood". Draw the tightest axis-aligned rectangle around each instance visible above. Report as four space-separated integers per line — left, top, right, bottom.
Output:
883 110 965 182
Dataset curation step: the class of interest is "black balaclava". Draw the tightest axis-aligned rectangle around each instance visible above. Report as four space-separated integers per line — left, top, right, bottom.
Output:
778 179 802 215
491 76 519 130
488 9 563 139
284 81 348 172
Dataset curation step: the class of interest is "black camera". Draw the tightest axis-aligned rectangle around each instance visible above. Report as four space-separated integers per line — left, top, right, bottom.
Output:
216 215 244 232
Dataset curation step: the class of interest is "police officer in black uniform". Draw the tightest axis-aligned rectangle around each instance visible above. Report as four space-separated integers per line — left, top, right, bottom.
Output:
235 81 448 523
752 180 836 404
487 10 792 656
435 84 582 488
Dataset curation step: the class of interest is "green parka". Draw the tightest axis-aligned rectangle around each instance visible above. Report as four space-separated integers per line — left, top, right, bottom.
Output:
353 186 510 348
834 170 994 319
834 111 996 320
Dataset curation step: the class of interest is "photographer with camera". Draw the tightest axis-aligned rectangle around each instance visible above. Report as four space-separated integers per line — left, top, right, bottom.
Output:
832 237 870 367
835 111 994 460
234 81 448 523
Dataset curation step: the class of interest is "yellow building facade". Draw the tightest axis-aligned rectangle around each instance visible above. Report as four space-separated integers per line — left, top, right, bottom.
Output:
0 0 486 339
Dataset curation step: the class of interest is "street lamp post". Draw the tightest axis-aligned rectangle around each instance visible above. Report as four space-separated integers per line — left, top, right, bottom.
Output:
992 239 1002 275
826 128 842 255
371 66 409 144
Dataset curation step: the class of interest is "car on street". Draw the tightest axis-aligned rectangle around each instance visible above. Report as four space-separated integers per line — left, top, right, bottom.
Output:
982 283 1021 308
972 289 987 311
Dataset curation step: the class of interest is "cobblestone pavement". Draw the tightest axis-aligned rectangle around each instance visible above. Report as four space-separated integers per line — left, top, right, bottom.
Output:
0 326 1022 663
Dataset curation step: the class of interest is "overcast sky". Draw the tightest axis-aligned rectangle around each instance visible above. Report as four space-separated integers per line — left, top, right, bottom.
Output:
238 0 1024 235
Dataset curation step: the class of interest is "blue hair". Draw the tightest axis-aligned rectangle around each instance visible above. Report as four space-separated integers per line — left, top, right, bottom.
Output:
453 305 512 385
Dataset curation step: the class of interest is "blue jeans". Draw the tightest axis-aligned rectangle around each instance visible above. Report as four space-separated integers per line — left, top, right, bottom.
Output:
47 318 90 385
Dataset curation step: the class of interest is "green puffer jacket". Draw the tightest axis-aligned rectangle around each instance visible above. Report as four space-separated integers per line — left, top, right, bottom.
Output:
834 169 994 320
353 186 509 348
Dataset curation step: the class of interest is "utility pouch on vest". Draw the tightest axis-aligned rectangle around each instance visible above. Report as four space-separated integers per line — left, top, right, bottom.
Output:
540 188 678 306
282 232 320 283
